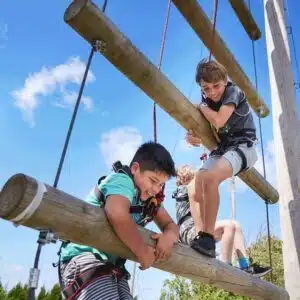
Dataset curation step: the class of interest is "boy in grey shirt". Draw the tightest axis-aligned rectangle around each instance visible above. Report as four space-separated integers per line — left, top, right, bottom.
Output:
186 59 258 257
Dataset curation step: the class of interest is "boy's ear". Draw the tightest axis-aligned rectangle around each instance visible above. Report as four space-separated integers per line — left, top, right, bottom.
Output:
130 162 140 174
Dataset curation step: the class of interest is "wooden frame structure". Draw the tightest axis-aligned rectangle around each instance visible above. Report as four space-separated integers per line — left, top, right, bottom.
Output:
0 174 289 300
64 0 278 204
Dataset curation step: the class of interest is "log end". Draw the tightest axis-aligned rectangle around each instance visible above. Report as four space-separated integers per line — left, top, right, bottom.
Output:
64 0 89 23
0 174 28 219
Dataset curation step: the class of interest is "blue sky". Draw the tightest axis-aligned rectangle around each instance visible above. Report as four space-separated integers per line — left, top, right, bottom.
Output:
1 0 299 299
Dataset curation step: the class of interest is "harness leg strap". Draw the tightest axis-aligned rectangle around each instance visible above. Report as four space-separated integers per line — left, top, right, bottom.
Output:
234 147 247 174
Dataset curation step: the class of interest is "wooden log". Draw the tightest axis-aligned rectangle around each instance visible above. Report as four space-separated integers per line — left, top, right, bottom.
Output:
171 0 269 117
228 0 262 40
0 174 289 300
264 0 300 298
63 0 278 204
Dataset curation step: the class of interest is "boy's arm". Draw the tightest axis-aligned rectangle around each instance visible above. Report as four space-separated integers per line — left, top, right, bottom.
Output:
153 207 179 261
198 103 235 131
105 195 155 269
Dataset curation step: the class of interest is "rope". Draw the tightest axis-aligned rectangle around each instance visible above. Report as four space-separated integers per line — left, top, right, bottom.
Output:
283 0 300 89
153 0 172 143
132 1 173 296
209 0 219 61
248 0 273 282
28 2 109 300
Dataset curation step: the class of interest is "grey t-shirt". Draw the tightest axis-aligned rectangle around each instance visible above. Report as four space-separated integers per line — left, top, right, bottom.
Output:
203 82 256 142
174 185 191 225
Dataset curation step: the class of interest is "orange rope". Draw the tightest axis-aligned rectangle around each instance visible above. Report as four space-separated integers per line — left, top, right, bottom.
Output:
153 0 172 143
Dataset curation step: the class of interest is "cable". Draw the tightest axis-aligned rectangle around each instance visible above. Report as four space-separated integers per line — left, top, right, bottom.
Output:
27 2 108 299
153 0 172 143
248 0 273 282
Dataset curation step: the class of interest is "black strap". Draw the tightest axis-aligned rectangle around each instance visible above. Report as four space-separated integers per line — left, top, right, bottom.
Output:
178 212 192 226
234 147 247 173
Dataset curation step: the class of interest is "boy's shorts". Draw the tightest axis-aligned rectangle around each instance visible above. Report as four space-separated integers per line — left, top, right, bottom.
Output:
201 143 258 176
179 217 197 246
61 253 132 300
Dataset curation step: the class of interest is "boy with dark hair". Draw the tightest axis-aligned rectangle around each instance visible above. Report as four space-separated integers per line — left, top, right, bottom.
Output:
186 59 258 258
60 141 178 299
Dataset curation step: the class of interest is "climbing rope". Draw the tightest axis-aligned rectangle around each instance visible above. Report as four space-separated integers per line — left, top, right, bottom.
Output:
248 0 273 281
209 0 219 61
153 0 172 143
27 2 109 300
132 1 173 296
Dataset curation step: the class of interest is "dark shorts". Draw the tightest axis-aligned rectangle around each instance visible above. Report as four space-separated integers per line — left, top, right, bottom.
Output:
61 253 132 300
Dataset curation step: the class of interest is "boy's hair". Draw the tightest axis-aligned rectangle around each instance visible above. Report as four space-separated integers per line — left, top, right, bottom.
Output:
130 141 176 177
176 165 196 186
195 58 228 85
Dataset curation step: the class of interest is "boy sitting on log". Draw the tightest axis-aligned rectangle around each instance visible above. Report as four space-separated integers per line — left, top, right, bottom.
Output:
186 59 258 257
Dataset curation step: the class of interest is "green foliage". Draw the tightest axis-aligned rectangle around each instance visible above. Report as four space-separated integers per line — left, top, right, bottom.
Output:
247 234 284 287
0 282 7 300
0 282 62 300
160 235 284 300
45 284 62 300
6 283 28 300
37 286 48 300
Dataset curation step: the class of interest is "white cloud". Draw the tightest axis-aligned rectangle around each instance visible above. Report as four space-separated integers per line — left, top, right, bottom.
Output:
100 127 143 167
11 57 95 127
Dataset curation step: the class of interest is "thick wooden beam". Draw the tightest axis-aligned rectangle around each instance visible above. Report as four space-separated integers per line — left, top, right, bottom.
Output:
171 0 269 117
63 0 278 204
264 0 300 298
228 0 262 41
0 174 289 300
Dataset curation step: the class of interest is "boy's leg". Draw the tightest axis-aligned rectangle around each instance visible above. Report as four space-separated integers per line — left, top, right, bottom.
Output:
194 157 233 235
214 220 236 264
188 157 232 257
179 218 198 246
231 221 248 260
232 220 272 277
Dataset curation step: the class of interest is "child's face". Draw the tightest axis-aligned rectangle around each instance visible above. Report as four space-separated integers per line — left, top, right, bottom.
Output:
200 79 227 102
131 162 168 200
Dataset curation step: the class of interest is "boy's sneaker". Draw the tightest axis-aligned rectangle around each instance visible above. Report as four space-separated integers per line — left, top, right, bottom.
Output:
243 263 272 277
190 231 216 258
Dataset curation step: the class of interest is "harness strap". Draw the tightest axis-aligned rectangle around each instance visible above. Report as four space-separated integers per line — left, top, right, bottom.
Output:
234 147 248 174
62 264 130 299
178 212 192 226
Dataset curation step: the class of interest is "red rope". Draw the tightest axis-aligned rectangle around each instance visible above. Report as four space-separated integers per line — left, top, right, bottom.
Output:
209 0 219 61
153 0 172 143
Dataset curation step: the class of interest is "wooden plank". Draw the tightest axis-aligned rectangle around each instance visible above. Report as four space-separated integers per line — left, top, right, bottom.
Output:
0 174 289 300
264 0 300 298
171 0 269 117
228 0 262 40
63 0 279 203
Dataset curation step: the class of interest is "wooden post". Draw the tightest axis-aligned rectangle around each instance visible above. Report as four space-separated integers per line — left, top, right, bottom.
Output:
228 0 262 40
171 0 269 117
264 0 300 298
0 174 289 300
63 0 279 204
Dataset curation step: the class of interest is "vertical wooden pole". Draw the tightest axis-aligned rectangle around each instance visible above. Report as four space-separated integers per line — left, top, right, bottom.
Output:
264 0 300 298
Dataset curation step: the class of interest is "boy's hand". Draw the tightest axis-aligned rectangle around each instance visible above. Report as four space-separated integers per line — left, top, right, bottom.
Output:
138 245 156 271
152 233 175 262
186 130 202 147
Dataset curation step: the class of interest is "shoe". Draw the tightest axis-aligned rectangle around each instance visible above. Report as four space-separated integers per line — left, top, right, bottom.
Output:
190 231 216 258
243 263 272 277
